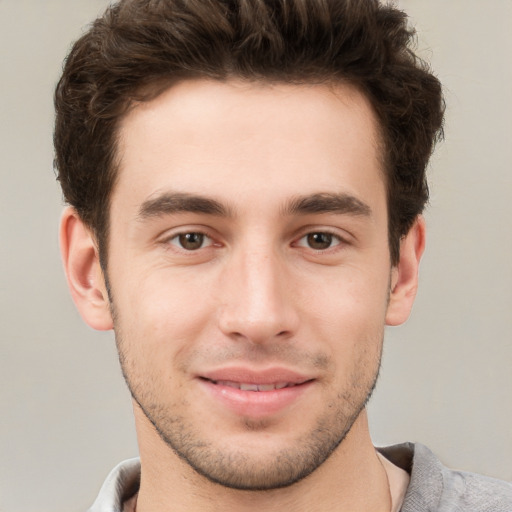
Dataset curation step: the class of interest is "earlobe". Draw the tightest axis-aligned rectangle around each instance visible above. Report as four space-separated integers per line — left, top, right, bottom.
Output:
59 207 113 331
385 216 426 326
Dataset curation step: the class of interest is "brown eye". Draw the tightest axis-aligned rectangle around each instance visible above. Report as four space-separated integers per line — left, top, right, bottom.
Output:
307 232 333 250
172 232 209 250
296 232 341 251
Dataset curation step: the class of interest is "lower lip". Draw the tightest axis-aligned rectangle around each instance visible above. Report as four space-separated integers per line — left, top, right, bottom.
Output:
198 379 314 418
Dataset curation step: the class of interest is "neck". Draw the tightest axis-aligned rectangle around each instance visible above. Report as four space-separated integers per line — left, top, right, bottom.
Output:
134 407 390 512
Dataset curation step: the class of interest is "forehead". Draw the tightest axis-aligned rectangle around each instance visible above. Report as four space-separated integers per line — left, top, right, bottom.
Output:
114 79 384 214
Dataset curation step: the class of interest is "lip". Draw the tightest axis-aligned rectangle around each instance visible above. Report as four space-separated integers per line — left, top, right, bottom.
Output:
197 367 315 418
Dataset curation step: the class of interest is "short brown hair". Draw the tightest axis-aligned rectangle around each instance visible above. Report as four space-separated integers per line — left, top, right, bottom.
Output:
54 0 444 266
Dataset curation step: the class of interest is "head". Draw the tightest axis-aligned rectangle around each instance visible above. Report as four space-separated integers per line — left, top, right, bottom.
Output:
54 0 443 269
56 0 443 493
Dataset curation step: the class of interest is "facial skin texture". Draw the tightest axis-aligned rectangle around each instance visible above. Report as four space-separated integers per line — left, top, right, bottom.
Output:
61 80 424 510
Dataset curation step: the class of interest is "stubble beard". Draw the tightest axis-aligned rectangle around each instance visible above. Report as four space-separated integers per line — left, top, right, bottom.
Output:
114 332 382 491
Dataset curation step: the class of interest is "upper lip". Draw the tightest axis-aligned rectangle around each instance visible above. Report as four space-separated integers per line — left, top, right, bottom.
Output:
198 367 314 386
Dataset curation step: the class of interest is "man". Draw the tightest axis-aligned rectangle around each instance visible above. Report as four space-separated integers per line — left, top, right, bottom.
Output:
54 0 511 511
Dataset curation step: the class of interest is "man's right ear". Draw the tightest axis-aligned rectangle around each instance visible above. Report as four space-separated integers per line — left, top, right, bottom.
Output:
59 207 113 331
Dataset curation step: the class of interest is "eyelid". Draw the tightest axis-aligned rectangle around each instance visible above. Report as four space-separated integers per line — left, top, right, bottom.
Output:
169 232 213 250
294 225 350 241
291 226 353 254
295 232 341 247
158 225 220 251
303 232 338 242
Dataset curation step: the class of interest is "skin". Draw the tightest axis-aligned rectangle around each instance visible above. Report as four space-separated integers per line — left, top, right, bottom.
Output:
61 80 424 511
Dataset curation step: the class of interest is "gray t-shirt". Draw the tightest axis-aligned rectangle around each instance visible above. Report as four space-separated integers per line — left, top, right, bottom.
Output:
380 443 512 512
88 443 512 511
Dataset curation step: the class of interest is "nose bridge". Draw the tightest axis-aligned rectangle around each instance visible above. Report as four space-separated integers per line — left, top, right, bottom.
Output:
218 238 297 342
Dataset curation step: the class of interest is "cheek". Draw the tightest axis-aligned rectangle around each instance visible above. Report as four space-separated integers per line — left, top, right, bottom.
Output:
114 268 216 361
300 267 389 361
301 262 390 322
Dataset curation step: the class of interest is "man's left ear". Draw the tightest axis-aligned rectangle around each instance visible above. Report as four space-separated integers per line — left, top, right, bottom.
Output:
385 216 426 326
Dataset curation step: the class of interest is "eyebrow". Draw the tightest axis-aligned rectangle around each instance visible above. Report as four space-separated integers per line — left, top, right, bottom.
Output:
138 192 232 220
283 192 372 217
137 191 371 221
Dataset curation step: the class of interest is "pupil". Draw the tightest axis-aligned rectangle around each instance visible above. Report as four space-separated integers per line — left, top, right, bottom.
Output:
307 232 332 250
179 233 203 250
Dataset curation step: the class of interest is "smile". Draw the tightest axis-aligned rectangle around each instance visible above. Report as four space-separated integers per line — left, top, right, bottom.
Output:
198 371 315 418
207 380 299 391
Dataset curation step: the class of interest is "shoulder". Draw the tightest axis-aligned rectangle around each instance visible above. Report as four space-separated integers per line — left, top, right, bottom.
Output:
87 458 141 512
379 443 512 512
435 459 512 512
440 468 512 511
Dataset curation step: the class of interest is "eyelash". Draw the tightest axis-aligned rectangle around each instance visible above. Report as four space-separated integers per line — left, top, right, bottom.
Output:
294 231 345 251
166 231 215 251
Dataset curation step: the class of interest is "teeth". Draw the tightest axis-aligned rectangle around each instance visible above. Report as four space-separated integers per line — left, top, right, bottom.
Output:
257 384 277 391
240 383 259 391
214 380 293 391
223 381 241 389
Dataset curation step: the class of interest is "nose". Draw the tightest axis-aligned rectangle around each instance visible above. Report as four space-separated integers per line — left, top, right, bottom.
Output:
217 245 299 344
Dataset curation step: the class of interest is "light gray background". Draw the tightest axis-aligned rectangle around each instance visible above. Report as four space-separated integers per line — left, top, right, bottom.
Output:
0 1 510 511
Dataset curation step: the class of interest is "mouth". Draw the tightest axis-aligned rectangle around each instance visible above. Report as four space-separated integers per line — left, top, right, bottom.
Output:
197 369 315 418
202 379 306 392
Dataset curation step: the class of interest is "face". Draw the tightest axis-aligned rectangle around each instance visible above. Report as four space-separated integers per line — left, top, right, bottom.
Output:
106 80 394 489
